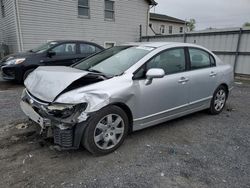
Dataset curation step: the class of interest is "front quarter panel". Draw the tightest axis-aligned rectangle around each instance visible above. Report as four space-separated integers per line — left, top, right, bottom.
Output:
55 74 136 113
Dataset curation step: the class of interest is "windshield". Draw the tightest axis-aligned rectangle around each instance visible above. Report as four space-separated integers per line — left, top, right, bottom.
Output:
74 46 154 76
30 41 58 53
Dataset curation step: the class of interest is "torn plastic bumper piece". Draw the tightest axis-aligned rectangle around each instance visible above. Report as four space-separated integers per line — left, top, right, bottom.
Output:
20 89 89 149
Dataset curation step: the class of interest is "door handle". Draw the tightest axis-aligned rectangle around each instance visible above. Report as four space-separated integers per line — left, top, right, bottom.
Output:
209 71 217 77
178 77 189 84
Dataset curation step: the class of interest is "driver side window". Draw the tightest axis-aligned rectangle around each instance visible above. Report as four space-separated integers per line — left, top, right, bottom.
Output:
134 48 186 79
51 43 76 55
148 48 186 74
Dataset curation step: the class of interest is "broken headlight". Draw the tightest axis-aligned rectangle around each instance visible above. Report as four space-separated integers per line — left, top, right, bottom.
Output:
46 103 87 119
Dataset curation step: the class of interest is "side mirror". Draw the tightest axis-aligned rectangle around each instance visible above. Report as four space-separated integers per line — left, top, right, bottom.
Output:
47 50 56 57
145 68 165 85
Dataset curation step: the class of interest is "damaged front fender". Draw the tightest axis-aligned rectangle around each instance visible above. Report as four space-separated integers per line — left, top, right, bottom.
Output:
55 75 135 118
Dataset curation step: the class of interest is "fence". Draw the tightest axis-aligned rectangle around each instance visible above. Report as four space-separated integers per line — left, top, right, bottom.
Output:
141 28 250 76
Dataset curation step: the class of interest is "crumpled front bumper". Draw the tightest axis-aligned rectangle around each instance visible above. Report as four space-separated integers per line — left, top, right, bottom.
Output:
20 89 89 150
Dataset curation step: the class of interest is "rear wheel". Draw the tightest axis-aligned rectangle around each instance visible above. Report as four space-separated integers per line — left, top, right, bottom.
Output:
82 106 129 155
209 85 227 115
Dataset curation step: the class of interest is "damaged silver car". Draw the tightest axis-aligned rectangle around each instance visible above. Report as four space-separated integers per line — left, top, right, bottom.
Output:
21 42 234 155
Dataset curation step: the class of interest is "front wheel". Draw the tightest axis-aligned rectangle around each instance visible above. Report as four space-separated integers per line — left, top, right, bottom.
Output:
209 85 228 115
82 106 129 155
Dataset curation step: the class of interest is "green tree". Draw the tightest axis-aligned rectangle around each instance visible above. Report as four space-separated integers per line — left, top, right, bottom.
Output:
243 22 250 27
187 19 196 31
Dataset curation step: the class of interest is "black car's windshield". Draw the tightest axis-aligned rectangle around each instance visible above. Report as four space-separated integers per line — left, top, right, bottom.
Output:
74 46 154 76
30 41 58 53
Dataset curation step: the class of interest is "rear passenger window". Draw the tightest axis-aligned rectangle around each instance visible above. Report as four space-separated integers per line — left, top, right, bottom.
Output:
189 48 213 69
147 48 186 75
80 43 97 55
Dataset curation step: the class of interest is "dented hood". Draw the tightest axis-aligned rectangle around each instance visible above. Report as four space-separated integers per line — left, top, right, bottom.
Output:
24 66 89 102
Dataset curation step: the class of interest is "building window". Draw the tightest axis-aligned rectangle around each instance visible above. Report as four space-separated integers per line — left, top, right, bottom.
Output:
180 27 183 33
169 26 173 34
104 42 115 48
160 25 165 34
105 0 114 20
78 0 89 17
0 0 5 18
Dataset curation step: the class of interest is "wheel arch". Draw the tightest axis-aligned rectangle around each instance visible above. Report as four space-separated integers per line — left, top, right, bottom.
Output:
219 83 229 98
111 102 133 133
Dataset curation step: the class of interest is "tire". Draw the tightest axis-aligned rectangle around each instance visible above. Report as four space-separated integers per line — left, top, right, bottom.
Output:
82 105 129 155
209 85 228 115
23 69 35 82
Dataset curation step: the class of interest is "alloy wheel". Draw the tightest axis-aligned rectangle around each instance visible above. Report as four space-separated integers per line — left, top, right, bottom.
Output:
214 89 226 111
94 114 125 150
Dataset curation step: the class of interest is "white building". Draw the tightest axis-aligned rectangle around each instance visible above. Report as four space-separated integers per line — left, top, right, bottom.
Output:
0 0 157 54
149 13 187 36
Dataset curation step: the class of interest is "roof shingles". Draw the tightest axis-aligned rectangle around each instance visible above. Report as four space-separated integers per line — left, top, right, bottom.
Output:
150 13 186 24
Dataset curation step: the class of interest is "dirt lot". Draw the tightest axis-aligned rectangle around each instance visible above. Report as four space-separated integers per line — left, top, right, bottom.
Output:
0 78 250 188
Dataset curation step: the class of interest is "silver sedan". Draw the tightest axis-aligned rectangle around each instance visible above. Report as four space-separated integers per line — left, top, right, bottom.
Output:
21 42 234 155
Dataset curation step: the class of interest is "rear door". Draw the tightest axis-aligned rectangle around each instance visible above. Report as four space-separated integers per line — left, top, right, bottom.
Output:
185 47 218 108
78 42 103 60
42 42 78 66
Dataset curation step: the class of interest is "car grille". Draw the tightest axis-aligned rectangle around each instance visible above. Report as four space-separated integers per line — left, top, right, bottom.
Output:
53 127 73 148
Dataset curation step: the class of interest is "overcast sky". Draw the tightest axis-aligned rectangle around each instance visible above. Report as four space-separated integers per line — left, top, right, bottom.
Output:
151 0 250 30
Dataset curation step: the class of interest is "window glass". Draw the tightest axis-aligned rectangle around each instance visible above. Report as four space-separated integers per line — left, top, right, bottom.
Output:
80 43 96 55
105 0 114 10
31 41 58 53
180 27 183 33
105 42 115 49
78 0 89 17
78 0 88 6
74 46 153 76
95 47 102 53
105 11 114 19
105 0 114 20
210 55 216 66
147 48 186 75
189 48 211 69
160 25 165 34
169 26 173 34
51 43 76 55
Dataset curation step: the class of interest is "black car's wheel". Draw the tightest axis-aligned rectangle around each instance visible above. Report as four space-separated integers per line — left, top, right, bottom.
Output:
82 105 129 155
23 69 35 82
209 85 228 115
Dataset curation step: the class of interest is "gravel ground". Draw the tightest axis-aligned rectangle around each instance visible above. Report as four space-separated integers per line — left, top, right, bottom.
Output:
0 79 249 188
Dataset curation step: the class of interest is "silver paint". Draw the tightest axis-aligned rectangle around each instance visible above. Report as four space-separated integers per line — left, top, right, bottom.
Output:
24 66 89 102
21 42 234 132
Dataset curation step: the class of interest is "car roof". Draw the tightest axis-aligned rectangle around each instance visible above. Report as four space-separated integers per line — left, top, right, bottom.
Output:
49 40 104 48
123 42 203 49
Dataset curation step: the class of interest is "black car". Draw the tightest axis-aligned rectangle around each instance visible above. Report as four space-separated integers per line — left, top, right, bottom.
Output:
0 40 104 83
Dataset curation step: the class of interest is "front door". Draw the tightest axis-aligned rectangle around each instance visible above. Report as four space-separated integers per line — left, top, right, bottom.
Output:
42 42 78 66
132 47 190 129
